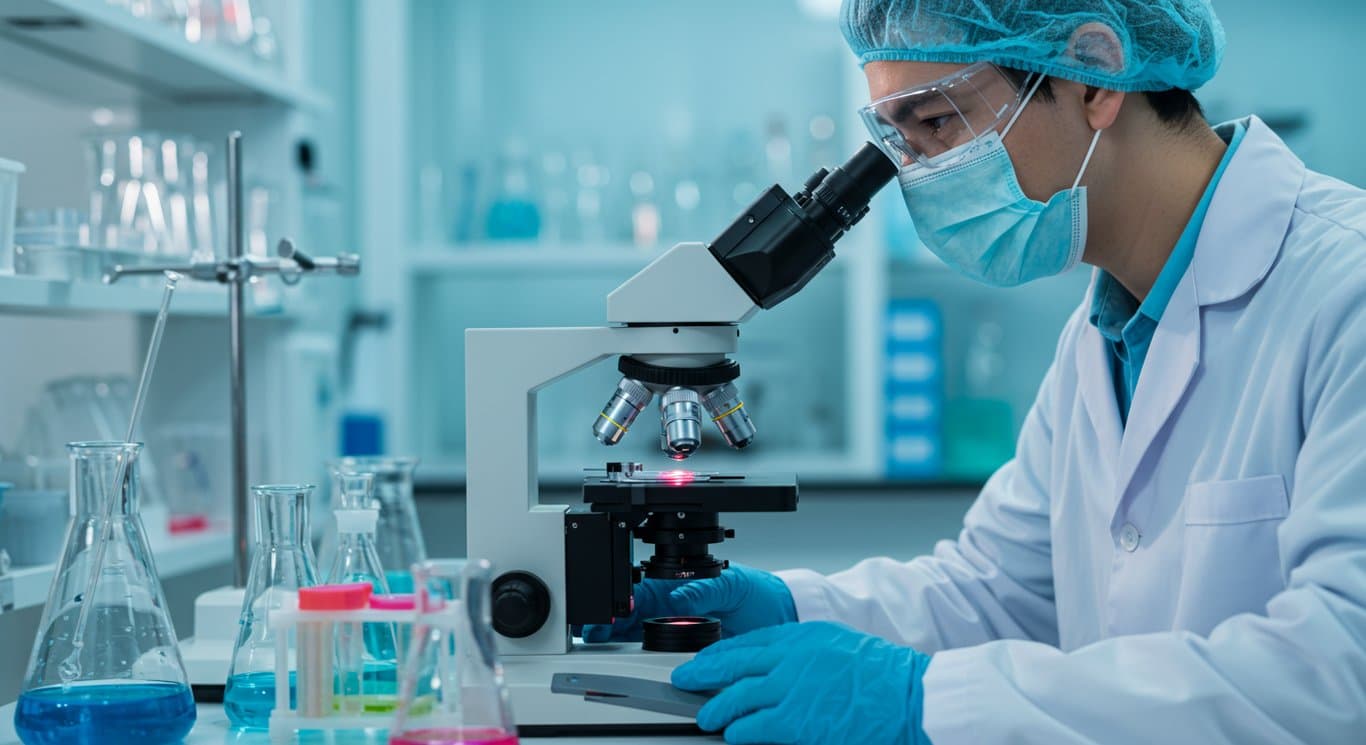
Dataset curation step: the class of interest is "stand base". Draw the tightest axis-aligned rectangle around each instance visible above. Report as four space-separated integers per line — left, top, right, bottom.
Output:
181 585 246 689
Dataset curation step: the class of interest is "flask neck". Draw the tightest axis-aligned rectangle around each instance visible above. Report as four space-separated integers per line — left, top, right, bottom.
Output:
67 441 142 518
252 486 313 547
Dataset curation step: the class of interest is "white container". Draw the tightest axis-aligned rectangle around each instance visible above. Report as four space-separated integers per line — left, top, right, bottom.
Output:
0 157 25 274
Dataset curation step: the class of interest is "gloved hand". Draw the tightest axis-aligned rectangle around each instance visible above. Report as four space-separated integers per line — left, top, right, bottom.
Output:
672 621 933 745
580 563 797 643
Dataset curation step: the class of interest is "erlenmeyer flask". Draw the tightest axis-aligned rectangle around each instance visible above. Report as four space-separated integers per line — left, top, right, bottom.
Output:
225 484 319 730
390 559 519 745
15 442 195 745
327 472 400 706
329 456 426 592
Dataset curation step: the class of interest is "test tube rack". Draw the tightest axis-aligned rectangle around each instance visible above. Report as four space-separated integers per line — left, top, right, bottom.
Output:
265 599 458 740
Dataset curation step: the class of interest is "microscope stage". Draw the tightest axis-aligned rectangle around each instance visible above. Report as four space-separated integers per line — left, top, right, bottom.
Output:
583 471 798 513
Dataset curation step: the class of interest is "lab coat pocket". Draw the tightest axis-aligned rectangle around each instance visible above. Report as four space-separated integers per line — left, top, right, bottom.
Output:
1176 475 1289 635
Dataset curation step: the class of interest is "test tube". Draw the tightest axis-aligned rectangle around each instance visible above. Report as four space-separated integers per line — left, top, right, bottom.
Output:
298 583 373 718
336 616 363 715
297 614 333 718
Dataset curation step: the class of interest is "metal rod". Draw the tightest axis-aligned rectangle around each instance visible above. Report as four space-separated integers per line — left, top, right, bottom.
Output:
227 131 250 587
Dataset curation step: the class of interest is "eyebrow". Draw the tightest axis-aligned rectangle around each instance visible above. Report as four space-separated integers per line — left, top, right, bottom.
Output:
885 96 954 126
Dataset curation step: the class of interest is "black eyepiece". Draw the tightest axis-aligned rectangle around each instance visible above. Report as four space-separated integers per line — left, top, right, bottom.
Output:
709 142 897 310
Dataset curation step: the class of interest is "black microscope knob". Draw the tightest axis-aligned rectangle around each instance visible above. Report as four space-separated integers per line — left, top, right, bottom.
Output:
491 571 551 638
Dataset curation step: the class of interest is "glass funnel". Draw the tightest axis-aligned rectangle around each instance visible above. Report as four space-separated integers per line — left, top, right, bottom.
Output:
15 442 195 745
225 484 320 730
327 472 401 706
324 456 426 592
390 559 518 745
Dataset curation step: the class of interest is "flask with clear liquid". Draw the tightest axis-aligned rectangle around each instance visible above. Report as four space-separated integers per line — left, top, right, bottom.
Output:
224 484 320 729
327 471 401 708
14 441 195 745
390 559 518 745
328 456 426 592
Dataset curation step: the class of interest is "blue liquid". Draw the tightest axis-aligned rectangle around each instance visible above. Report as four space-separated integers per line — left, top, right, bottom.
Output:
485 199 541 240
14 681 195 745
225 670 295 730
338 571 400 662
385 570 413 593
364 619 398 661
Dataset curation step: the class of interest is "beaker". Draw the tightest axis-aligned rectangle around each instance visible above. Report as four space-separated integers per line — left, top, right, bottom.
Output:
14 442 195 745
327 472 401 707
225 484 320 730
390 559 519 745
328 456 426 591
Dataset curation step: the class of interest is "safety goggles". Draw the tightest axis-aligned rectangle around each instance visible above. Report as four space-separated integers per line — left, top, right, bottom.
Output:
859 62 1039 169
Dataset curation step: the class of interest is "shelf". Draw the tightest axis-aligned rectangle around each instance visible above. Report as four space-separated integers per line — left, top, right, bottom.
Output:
1 526 232 615
408 243 855 276
0 0 328 109
407 244 665 275
0 274 291 317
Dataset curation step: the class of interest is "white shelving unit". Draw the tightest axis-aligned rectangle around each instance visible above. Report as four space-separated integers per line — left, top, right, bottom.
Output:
0 0 342 586
407 243 666 275
0 274 293 317
0 0 327 108
2 527 232 615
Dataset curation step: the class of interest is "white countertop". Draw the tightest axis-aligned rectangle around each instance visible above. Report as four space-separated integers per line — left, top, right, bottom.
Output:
0 702 717 744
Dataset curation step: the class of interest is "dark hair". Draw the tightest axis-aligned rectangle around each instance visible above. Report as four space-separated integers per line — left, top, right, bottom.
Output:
999 67 1206 130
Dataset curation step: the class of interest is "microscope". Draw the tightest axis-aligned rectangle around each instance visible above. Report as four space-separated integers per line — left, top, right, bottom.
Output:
465 143 896 734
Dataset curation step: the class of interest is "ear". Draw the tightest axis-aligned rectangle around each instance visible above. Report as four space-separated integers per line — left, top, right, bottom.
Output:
1082 86 1125 131
1068 22 1127 131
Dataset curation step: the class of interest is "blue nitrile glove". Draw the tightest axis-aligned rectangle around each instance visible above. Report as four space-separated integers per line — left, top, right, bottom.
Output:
580 563 797 643
672 621 933 745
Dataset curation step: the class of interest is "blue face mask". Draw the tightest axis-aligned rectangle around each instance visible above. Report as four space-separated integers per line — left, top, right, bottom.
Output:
899 114 1103 288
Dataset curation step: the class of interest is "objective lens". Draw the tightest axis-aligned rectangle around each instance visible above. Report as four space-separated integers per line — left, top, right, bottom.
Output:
659 387 703 459
592 378 653 446
702 383 755 449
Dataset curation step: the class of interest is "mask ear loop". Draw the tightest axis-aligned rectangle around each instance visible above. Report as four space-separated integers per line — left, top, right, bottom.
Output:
1072 129 1103 190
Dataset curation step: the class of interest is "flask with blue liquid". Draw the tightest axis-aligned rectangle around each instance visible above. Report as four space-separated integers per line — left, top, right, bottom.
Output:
14 442 196 745
224 484 320 729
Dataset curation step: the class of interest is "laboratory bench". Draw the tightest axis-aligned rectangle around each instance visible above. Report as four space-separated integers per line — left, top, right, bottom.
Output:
0 702 718 744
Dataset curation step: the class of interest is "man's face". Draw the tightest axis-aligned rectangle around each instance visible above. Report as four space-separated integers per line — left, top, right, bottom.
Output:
864 61 1101 203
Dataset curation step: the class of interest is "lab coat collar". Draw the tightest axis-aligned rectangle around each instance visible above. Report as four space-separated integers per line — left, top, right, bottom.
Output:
1191 116 1306 307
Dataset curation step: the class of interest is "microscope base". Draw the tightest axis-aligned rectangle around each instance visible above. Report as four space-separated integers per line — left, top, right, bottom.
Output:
507 644 701 734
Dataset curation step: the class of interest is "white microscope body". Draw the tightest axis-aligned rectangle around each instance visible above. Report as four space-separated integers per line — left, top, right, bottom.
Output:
466 243 754 732
466 142 896 734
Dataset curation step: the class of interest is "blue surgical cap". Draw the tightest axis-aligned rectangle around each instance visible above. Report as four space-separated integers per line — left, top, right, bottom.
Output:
840 0 1225 92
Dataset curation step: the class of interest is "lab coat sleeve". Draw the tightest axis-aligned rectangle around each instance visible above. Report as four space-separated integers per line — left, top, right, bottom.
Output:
921 290 1366 744
776 348 1063 653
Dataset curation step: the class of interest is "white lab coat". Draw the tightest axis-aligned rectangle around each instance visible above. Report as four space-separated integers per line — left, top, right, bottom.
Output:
778 116 1366 744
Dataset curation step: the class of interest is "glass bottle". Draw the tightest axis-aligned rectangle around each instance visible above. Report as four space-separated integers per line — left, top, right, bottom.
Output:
15 442 195 745
327 472 401 706
390 559 518 745
484 140 541 241
224 484 320 730
328 456 426 592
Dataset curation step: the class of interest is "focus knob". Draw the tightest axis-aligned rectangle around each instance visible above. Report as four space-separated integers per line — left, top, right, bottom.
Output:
491 571 551 639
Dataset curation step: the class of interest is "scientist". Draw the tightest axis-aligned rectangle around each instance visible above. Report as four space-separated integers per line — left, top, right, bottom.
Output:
585 0 1366 743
